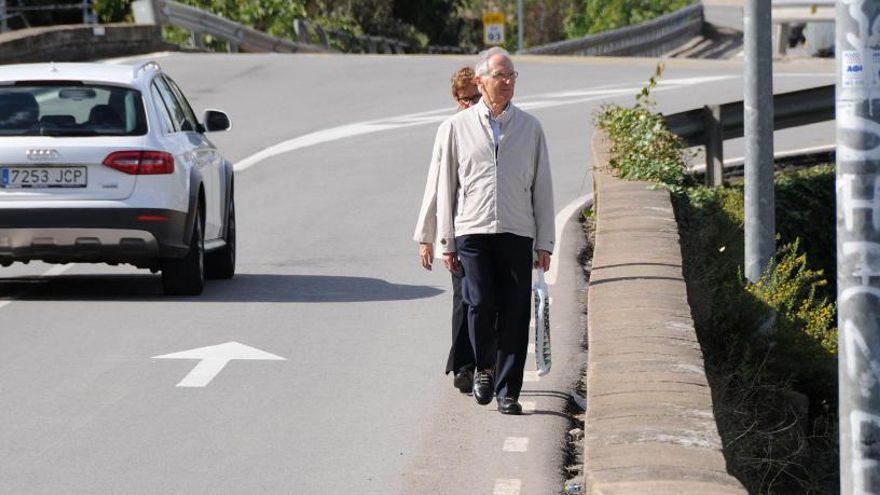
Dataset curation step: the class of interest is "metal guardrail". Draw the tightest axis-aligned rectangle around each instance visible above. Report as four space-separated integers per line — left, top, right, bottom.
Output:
663 84 834 186
771 0 835 56
133 0 470 55
292 18 472 55
522 2 703 57
132 0 333 54
0 0 95 33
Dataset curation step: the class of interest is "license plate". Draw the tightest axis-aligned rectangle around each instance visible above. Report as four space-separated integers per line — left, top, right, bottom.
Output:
1 166 87 188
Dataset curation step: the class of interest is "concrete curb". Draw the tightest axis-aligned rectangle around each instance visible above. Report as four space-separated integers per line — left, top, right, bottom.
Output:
583 130 747 494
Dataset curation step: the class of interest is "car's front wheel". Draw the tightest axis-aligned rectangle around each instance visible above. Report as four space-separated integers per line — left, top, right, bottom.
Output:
162 211 205 295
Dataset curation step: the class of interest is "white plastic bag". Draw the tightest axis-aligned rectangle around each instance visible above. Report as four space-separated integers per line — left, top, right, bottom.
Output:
534 268 551 376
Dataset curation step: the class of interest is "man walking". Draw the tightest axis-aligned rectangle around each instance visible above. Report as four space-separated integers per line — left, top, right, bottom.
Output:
436 47 555 415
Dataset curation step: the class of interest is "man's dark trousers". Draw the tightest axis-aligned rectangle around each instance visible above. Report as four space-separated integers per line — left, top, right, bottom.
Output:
446 270 475 375
456 233 533 399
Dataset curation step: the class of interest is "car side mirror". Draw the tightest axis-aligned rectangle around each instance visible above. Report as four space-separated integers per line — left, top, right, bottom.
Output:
202 110 231 132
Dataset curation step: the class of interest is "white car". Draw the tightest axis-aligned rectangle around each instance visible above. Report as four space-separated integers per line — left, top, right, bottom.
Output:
0 61 235 295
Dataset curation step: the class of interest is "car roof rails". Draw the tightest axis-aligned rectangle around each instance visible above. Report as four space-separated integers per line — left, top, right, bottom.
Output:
132 60 162 78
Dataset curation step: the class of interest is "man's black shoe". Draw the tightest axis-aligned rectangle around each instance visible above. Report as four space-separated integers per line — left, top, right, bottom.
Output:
472 370 494 405
453 370 474 393
497 397 522 415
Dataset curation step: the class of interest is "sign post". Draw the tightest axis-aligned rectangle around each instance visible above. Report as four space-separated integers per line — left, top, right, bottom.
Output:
483 11 505 46
836 2 880 492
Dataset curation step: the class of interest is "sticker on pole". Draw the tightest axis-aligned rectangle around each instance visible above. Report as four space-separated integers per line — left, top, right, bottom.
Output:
483 12 505 46
843 50 866 88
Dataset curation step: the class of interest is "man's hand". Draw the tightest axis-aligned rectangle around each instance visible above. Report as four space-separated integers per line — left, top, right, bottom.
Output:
419 243 433 270
443 252 460 273
534 249 551 271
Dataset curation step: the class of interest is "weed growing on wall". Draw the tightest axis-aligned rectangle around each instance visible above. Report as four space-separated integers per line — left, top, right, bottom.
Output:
596 64 691 192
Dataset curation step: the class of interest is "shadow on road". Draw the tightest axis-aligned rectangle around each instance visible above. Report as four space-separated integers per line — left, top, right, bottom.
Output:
0 273 443 303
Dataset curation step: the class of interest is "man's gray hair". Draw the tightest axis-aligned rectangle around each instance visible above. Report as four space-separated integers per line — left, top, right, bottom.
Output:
474 47 511 77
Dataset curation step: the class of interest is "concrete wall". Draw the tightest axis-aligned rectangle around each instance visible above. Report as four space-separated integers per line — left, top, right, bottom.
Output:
0 24 176 64
584 130 747 494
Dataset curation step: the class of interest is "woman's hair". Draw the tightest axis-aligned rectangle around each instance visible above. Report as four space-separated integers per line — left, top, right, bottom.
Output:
451 66 476 98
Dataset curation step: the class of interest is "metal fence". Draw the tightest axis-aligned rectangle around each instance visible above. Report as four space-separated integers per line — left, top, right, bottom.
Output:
521 2 703 57
0 0 95 33
133 0 471 55
132 0 332 54
663 84 834 186
771 0 834 55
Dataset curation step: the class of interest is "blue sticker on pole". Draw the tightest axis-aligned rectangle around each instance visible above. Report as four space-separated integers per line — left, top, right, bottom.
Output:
844 51 866 88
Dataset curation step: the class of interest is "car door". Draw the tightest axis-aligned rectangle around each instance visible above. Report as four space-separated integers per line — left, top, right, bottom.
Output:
154 76 222 241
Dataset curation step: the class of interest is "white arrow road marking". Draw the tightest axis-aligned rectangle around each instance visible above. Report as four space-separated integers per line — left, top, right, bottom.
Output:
153 341 286 388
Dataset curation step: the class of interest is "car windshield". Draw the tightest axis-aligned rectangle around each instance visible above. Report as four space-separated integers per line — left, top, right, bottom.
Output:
0 84 147 136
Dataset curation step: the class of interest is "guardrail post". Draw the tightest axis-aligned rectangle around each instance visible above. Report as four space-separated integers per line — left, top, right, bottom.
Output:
775 22 789 56
293 19 309 44
313 24 328 48
191 31 205 49
702 104 723 187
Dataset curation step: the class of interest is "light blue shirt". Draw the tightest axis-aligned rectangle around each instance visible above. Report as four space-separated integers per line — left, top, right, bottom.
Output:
479 99 509 153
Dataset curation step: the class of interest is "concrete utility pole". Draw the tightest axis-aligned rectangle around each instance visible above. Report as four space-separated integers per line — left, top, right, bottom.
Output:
0 0 7 33
743 0 775 282
837 2 880 492
516 0 523 52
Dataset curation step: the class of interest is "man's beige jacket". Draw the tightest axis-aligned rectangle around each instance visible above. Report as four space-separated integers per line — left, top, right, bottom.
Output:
424 101 554 254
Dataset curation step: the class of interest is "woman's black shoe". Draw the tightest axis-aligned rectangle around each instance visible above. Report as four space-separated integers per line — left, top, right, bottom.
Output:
453 370 474 393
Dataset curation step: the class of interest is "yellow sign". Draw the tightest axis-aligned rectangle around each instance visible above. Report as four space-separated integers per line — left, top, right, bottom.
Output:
482 12 505 46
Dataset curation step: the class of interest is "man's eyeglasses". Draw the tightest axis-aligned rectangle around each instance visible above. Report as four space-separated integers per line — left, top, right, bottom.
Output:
490 71 518 81
457 94 482 105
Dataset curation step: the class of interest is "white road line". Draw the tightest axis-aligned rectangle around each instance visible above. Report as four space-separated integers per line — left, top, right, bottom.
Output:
527 343 535 354
493 479 522 495
547 194 593 286
502 437 530 452
233 78 735 173
520 401 536 412
524 370 540 382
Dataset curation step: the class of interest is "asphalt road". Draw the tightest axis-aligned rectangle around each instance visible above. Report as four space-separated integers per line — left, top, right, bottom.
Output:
0 53 832 494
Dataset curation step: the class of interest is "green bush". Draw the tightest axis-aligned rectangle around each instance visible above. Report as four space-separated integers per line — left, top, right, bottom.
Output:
93 0 132 23
675 185 838 493
774 165 837 299
176 0 305 40
596 64 691 192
